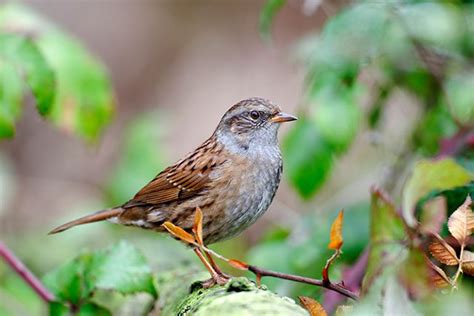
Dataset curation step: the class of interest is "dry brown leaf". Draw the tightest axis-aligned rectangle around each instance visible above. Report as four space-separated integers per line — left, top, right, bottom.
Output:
462 250 474 276
298 296 327 316
428 234 459 265
193 207 203 245
228 259 249 270
428 260 452 288
448 196 474 246
162 221 196 245
328 210 344 250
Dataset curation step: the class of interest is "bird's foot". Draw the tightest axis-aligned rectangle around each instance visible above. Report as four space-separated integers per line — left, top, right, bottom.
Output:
200 273 231 288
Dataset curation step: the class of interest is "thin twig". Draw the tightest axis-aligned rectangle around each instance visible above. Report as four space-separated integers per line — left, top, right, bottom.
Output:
0 241 55 302
203 247 358 301
247 265 359 301
452 243 465 288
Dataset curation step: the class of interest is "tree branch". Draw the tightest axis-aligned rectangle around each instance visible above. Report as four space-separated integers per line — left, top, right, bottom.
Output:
0 241 55 302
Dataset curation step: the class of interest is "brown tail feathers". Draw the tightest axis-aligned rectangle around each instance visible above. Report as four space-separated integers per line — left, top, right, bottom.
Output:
48 208 122 234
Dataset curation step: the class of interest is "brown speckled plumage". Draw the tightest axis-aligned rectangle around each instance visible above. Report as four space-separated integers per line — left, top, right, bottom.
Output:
50 97 296 245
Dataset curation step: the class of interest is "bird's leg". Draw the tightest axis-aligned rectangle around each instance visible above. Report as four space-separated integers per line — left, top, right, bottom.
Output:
193 248 229 287
203 249 231 280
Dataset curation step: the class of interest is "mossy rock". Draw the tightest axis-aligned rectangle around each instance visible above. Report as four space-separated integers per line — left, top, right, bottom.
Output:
155 269 308 315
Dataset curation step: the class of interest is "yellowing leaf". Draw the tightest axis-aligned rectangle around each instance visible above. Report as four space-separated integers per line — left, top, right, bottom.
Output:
398 247 433 299
298 296 327 316
402 159 472 227
428 234 459 265
447 196 474 246
362 188 406 294
193 207 203 245
162 222 196 245
462 250 474 276
420 196 447 234
328 210 344 250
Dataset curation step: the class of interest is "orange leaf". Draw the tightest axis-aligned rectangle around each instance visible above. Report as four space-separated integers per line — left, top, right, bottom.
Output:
162 221 196 245
228 259 249 270
298 296 327 316
193 207 204 245
462 250 474 276
447 196 474 246
328 210 344 250
428 234 459 265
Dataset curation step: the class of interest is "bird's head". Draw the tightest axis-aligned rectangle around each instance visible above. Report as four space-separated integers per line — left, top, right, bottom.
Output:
215 97 297 152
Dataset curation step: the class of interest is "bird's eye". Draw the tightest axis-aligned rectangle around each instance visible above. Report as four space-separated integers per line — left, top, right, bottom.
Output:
249 111 260 120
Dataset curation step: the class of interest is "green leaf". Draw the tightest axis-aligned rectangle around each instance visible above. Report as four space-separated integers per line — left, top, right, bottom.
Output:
43 254 93 305
399 2 463 50
0 34 55 116
298 3 392 74
43 241 156 311
413 104 457 155
419 182 474 215
362 189 407 294
0 33 56 138
37 32 114 142
0 61 22 137
402 158 472 227
49 302 69 316
398 246 432 299
0 4 114 141
311 84 361 152
86 241 157 297
445 70 474 126
283 119 333 198
75 303 111 316
259 0 286 40
49 302 111 316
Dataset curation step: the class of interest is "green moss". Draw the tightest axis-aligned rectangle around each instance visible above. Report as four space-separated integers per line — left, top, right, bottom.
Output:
157 272 308 316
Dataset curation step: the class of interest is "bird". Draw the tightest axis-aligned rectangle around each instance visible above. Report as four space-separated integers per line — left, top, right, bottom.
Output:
49 97 297 286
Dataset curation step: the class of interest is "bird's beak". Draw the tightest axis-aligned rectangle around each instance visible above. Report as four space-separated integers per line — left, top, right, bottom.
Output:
269 112 298 123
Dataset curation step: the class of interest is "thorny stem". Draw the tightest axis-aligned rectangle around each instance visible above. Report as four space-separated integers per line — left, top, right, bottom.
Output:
204 246 359 301
0 241 55 302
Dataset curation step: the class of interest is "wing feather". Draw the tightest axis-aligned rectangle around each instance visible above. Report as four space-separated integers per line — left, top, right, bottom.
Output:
122 137 222 209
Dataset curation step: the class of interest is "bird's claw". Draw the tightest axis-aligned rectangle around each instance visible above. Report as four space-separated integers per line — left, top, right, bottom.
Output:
200 273 231 288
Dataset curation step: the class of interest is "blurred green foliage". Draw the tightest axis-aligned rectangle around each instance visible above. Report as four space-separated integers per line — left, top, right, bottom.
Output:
259 0 287 41
252 0 474 312
0 34 55 137
0 3 114 141
0 0 473 315
43 242 156 315
275 0 474 197
105 111 167 206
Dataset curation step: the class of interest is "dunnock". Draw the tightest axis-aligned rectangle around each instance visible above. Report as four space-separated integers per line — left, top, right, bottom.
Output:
50 97 297 286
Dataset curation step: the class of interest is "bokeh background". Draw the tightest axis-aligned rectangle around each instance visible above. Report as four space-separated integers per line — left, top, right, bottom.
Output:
1 0 473 315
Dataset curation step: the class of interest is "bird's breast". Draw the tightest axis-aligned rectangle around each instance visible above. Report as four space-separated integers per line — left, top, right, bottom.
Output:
205 145 282 243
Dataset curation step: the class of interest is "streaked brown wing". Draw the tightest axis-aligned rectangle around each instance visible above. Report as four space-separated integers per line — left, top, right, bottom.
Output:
122 137 221 208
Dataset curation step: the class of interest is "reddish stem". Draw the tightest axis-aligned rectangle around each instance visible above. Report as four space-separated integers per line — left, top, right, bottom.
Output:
0 241 55 302
246 265 359 301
